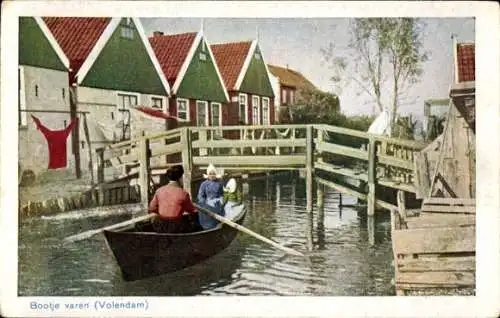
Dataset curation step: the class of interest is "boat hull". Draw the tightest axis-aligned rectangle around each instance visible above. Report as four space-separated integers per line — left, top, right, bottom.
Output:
104 203 246 281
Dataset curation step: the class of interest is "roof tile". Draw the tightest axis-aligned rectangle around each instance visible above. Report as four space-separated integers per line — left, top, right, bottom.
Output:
43 17 110 74
149 32 197 87
267 64 316 90
211 41 252 90
457 43 475 82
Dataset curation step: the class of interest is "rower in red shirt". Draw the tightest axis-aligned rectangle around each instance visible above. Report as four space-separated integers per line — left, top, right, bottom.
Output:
148 165 198 233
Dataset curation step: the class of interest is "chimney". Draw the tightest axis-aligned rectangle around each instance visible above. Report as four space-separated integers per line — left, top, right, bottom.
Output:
153 31 164 37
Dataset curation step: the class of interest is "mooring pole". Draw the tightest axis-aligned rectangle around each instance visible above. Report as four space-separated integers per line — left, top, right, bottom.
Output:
316 181 325 228
305 125 314 250
181 127 193 198
138 137 150 209
367 137 377 216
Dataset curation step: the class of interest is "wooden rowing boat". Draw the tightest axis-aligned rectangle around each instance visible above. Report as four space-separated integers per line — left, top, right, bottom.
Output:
103 202 246 281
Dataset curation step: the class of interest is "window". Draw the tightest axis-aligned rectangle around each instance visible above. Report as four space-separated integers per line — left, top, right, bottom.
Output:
199 52 207 61
117 93 138 124
35 84 39 98
211 102 222 137
238 94 247 124
151 97 163 109
196 101 208 126
254 52 261 60
252 95 260 125
62 88 65 99
176 98 189 121
18 67 27 127
281 89 286 104
290 90 295 104
120 18 134 39
262 97 270 125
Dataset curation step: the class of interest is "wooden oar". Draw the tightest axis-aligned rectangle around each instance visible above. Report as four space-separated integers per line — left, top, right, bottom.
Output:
194 203 305 257
63 214 155 244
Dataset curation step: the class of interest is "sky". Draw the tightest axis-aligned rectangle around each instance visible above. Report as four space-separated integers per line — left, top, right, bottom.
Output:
141 17 475 121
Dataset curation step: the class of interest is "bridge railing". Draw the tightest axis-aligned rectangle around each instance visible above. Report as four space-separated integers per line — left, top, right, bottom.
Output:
94 123 427 208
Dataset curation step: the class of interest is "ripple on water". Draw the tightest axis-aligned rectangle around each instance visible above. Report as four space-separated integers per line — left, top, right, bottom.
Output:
18 176 395 296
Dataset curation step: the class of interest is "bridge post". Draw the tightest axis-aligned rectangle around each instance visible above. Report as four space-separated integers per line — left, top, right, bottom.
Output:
316 181 325 227
367 137 377 216
96 147 105 206
138 137 150 209
306 125 314 217
181 128 193 198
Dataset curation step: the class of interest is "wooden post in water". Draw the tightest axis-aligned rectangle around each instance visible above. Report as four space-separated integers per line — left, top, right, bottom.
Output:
181 128 193 198
138 137 150 209
367 137 377 216
96 148 105 205
367 215 375 246
306 125 314 250
316 181 325 228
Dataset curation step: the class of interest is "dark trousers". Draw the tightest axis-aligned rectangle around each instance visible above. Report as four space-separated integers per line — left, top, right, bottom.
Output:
152 214 202 233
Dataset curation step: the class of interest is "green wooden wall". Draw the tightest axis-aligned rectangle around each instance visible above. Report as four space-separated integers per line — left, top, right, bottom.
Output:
239 45 274 97
176 38 228 103
19 17 66 71
81 18 167 95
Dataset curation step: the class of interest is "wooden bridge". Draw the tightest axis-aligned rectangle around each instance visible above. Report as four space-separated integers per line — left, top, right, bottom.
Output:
94 123 426 216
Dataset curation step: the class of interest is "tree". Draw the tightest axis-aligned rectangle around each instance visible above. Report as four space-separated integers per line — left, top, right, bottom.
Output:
322 18 428 129
289 87 340 123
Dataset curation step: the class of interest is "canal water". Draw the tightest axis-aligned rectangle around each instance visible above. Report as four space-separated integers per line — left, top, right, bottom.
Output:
18 174 395 296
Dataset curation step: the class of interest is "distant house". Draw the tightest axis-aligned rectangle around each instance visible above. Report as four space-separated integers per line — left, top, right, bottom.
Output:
18 17 71 176
267 64 317 123
149 30 229 132
211 40 275 126
450 41 475 132
44 17 170 172
415 39 476 200
423 98 449 141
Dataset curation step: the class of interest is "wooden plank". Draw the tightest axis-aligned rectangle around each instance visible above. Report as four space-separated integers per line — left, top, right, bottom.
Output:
316 142 369 161
375 199 398 211
377 179 416 193
421 205 476 214
406 213 476 229
423 197 476 206
398 256 475 272
395 271 475 286
150 142 183 158
393 227 475 254
316 123 370 139
314 161 368 182
192 138 306 149
397 190 407 225
193 155 306 167
316 177 367 201
378 154 414 170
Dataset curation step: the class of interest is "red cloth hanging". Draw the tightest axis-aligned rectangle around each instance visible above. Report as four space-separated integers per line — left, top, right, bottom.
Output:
134 106 175 120
31 115 79 169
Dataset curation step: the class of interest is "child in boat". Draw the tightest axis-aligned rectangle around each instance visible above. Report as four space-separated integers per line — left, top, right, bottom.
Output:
223 178 243 220
197 164 225 230
148 165 198 233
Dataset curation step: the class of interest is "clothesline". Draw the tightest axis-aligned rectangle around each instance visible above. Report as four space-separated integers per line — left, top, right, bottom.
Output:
20 109 90 114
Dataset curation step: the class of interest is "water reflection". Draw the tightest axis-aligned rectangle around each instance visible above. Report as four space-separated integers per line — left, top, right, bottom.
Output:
19 173 395 296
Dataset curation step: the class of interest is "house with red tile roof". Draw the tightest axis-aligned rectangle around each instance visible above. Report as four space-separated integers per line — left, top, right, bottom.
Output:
43 17 171 174
149 30 229 132
211 40 275 126
450 40 475 132
18 17 72 176
267 64 317 123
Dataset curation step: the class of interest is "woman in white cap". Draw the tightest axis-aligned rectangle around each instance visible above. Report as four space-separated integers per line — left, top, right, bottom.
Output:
197 164 225 229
